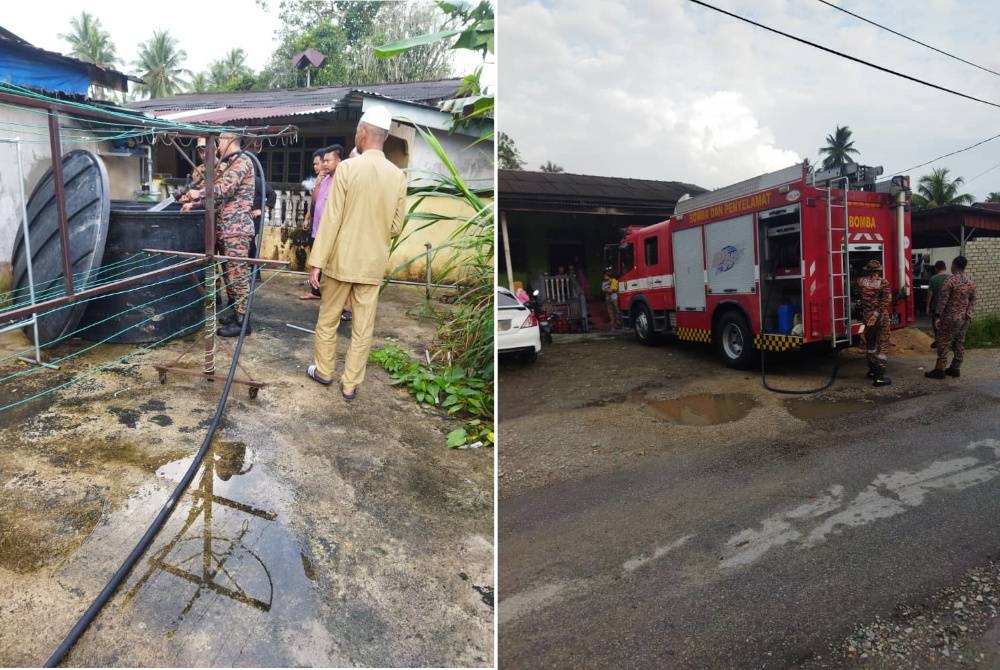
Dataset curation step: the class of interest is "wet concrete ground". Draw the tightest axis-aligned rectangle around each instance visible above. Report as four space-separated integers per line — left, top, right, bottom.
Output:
0 273 493 667
498 328 1000 668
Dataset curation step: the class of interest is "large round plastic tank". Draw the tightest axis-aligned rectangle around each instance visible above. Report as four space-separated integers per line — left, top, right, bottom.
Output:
78 202 206 343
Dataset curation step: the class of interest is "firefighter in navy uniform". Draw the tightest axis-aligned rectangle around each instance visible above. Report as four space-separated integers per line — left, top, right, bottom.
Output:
857 259 893 387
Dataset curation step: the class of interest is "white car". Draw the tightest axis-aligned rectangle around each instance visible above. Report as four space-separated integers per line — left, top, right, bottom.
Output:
497 287 541 363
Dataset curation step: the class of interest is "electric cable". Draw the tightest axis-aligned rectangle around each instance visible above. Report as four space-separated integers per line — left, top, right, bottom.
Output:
815 0 1000 79
42 153 269 668
887 131 1000 177
686 0 1000 111
966 159 1000 186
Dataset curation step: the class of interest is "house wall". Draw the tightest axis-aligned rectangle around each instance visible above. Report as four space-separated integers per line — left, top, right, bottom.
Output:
260 193 491 282
258 123 494 282
0 107 143 289
964 238 1000 316
410 128 493 187
502 211 663 298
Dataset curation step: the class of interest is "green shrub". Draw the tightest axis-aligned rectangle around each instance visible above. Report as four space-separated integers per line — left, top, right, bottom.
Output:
370 340 493 449
965 314 1000 348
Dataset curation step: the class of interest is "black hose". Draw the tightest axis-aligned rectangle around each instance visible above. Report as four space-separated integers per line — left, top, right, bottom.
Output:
43 149 267 668
759 267 842 395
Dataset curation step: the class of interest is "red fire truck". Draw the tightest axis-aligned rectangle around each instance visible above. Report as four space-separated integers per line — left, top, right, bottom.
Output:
614 161 913 369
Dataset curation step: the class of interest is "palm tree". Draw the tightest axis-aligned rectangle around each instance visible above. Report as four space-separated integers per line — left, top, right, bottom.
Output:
539 161 564 173
985 191 1000 203
911 168 975 210
189 72 209 93
59 11 118 98
818 125 860 170
209 49 252 88
133 30 190 99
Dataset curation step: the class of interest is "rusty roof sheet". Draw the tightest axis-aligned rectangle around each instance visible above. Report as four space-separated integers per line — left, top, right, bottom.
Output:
127 78 462 114
156 103 336 124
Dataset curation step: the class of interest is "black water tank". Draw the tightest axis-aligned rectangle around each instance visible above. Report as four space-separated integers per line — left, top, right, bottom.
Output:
78 202 206 343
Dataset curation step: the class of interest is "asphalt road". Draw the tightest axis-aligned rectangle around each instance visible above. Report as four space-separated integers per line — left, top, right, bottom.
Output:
499 337 1000 669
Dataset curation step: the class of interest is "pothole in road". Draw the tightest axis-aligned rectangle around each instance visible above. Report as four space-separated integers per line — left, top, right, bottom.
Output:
647 393 758 426
783 397 874 421
783 392 925 422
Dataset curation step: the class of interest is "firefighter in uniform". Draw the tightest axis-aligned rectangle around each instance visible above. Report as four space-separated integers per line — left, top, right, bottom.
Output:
926 255 976 379
179 132 256 337
857 259 892 387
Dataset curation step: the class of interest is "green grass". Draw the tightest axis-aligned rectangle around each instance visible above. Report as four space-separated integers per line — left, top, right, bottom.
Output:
964 314 1000 348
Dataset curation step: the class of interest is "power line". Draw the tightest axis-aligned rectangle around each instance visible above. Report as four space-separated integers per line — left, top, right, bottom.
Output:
686 0 1000 111
816 0 1000 79
965 158 1000 186
886 131 1000 176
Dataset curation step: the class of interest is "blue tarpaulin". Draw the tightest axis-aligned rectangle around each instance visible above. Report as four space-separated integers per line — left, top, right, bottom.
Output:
0 45 90 95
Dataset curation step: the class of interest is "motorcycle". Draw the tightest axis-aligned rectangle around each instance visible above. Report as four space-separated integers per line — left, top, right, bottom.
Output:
527 289 553 344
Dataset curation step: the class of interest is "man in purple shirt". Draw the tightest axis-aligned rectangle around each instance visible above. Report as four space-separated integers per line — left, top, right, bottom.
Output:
301 145 343 300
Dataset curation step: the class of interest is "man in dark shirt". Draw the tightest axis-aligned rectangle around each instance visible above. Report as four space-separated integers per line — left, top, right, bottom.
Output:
926 260 949 348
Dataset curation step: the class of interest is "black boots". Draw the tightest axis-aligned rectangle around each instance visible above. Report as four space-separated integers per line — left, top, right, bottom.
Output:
925 368 945 379
217 314 250 337
945 366 960 377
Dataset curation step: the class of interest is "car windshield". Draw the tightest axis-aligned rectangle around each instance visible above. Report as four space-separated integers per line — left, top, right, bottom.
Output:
497 290 522 308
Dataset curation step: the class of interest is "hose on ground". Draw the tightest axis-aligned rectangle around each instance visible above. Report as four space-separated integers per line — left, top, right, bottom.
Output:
43 151 268 667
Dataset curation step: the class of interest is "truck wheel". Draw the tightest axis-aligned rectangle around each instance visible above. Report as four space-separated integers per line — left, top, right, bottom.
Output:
716 311 755 369
633 304 658 346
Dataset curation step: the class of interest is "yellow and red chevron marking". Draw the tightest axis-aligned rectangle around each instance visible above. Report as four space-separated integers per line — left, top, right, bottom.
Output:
675 327 712 343
754 333 805 352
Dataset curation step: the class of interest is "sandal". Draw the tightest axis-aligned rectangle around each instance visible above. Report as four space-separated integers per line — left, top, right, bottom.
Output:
299 292 320 300
306 365 332 386
341 310 353 321
340 383 357 401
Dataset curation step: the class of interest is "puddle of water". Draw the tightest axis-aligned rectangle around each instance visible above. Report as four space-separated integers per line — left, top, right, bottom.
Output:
647 393 758 426
54 437 336 666
783 397 874 421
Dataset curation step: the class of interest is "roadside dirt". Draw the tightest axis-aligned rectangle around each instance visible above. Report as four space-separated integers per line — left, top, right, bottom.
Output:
0 273 493 667
498 328 999 499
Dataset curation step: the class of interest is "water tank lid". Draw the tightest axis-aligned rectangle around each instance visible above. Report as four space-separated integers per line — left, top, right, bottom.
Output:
10 149 110 342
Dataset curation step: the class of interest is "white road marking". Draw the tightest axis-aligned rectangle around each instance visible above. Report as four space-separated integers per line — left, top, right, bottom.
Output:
498 578 599 627
720 440 1000 570
622 534 694 573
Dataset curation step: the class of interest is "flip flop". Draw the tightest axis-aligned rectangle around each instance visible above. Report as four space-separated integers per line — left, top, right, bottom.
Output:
340 310 353 321
306 365 332 386
299 293 320 300
340 383 357 401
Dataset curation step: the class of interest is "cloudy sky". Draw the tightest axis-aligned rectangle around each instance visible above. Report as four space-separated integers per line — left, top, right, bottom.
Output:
500 0 1000 199
3 1 492 90
4 1 283 75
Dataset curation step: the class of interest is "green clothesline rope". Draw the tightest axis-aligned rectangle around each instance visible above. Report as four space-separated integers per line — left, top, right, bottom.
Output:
1 253 173 310
1 252 152 302
0 271 278 415
0 271 223 384
0 260 214 366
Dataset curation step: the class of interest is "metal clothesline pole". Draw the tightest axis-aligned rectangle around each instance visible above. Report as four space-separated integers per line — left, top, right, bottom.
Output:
0 137 58 369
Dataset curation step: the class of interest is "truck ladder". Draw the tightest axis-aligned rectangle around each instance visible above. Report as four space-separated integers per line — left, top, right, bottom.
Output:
825 178 852 348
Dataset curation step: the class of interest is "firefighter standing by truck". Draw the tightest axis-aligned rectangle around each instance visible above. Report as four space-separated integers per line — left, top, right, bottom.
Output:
926 255 976 379
857 259 892 387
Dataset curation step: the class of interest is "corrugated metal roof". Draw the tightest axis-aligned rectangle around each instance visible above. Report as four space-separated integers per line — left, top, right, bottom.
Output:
499 170 705 203
126 78 461 114
154 103 336 124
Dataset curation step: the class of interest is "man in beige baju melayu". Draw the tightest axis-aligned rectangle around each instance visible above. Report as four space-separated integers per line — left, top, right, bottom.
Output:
305 106 407 400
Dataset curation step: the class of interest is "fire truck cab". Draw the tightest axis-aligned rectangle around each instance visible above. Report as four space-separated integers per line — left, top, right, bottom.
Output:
614 162 913 369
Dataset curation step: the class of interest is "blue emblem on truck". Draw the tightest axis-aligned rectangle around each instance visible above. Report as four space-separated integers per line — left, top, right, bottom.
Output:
713 245 740 273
